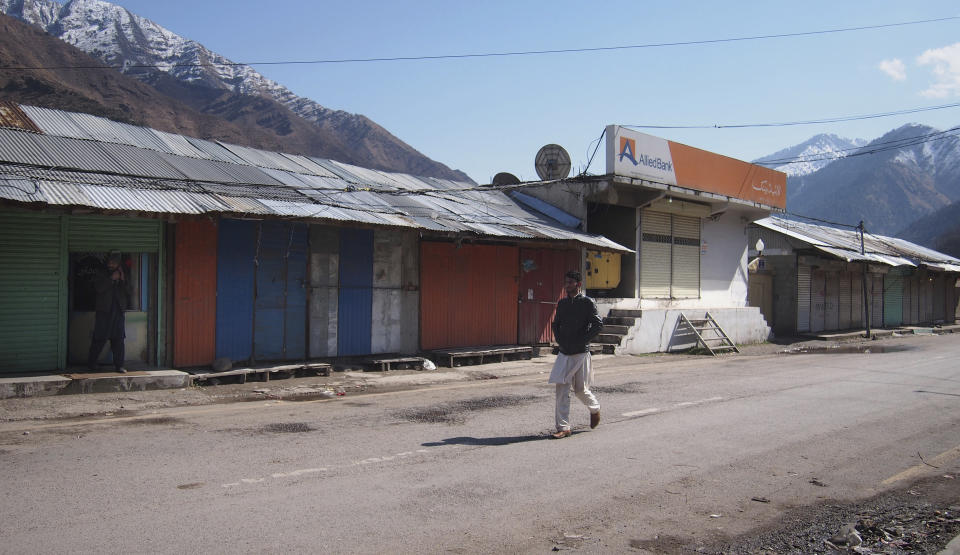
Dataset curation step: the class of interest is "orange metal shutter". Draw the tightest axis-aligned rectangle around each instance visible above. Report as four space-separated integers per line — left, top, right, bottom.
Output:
173 220 218 367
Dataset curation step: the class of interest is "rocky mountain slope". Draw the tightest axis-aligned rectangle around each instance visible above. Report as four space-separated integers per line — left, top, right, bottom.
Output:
0 0 471 181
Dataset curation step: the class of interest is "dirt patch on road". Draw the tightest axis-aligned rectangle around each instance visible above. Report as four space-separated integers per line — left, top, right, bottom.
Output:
635 473 960 554
396 394 541 425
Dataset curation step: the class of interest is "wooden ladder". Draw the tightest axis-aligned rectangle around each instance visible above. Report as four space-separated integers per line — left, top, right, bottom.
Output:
676 312 740 356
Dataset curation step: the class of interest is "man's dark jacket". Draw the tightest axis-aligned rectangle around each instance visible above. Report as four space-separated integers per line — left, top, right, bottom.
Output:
552 293 603 355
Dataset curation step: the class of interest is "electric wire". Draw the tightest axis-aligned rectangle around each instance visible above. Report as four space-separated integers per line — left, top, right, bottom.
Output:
624 102 960 131
757 126 960 166
1 15 957 71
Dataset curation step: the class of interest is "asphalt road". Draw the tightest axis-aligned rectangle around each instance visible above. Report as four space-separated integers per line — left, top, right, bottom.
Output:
1 334 959 554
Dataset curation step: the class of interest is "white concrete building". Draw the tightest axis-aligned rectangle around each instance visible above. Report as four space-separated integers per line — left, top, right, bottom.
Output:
518 125 787 354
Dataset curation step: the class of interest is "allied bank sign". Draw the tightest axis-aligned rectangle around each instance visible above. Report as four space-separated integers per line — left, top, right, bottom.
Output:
604 125 787 210
606 125 678 185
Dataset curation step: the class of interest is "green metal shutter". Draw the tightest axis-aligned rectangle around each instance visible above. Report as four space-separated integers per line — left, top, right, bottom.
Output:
0 211 64 373
640 210 671 298
671 215 700 299
883 269 905 327
68 215 161 252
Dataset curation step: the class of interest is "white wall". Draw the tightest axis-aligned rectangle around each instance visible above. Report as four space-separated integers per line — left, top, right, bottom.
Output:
699 208 750 308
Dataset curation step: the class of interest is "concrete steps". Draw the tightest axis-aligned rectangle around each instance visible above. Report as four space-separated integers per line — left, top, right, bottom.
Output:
596 309 642 354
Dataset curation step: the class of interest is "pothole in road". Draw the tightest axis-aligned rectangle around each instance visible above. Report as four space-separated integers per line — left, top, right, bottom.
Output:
259 422 314 434
396 394 541 425
592 381 646 394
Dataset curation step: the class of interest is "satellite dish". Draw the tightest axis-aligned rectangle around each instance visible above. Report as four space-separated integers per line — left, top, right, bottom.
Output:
534 144 571 181
492 172 521 187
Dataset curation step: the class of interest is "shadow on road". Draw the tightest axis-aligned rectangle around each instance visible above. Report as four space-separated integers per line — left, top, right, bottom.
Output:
422 434 546 447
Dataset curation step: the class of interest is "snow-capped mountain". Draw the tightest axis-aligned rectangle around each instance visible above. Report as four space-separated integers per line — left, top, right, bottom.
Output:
0 0 471 181
779 124 960 236
753 133 867 178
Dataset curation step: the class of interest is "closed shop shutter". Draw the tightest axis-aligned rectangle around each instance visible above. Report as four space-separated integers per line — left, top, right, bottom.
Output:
68 215 161 252
797 264 811 332
871 274 884 328
825 272 840 330
811 270 826 333
0 211 64 373
518 248 580 345
173 220 217 367
883 270 905 327
338 228 373 356
902 275 913 325
851 270 864 327
934 275 947 322
215 219 256 361
420 242 519 350
838 272 852 329
254 221 308 361
671 215 700 299
640 210 673 298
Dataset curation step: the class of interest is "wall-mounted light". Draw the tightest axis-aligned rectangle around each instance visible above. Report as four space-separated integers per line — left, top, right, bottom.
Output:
755 238 764 256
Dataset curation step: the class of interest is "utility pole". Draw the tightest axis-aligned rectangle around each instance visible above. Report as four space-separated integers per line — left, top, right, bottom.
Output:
859 221 870 338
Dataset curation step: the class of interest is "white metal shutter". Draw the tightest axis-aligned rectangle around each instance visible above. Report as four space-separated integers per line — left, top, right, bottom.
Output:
797 264 811 332
851 270 864 327
640 210 671 298
811 270 826 333
671 215 700 299
838 271 852 329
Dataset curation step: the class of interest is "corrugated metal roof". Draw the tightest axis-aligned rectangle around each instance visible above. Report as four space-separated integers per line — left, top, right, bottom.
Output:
20 105 90 139
1 104 634 253
185 137 248 165
277 153 341 178
754 216 960 269
98 142 186 180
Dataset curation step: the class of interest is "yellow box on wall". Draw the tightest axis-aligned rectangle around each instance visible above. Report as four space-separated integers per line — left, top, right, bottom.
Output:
585 250 621 289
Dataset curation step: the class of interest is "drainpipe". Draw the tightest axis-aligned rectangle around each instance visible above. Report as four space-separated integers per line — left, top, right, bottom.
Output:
859 221 870 339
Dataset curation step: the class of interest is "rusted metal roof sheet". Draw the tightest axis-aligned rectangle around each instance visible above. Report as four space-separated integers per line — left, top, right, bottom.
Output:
0 101 42 133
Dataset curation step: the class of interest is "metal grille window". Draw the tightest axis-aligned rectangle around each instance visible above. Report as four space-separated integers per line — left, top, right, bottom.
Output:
640 210 700 299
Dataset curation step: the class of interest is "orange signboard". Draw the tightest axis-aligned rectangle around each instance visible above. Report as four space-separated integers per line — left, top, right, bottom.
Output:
606 125 786 210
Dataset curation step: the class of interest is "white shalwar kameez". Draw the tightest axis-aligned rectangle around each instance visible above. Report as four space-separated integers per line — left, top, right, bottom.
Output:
548 352 600 431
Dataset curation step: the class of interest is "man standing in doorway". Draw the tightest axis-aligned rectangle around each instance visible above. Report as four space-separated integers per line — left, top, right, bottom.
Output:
87 252 130 373
549 270 603 438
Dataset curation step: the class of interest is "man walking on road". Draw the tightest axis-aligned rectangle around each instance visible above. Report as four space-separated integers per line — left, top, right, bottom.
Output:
549 270 603 438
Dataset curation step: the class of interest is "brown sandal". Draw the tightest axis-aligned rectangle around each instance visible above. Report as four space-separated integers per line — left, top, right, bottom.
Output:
551 430 572 439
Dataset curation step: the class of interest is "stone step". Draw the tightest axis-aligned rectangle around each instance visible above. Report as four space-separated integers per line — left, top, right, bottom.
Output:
601 324 630 335
608 309 642 318
604 316 636 326
596 334 624 345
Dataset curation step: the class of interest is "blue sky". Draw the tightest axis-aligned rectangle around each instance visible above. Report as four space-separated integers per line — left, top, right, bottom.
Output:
108 1 960 183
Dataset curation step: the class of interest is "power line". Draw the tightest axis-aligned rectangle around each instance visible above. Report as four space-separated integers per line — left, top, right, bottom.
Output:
624 102 960 131
758 126 960 166
1 15 958 71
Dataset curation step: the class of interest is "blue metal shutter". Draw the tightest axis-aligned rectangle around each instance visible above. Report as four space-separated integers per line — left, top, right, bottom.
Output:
284 223 308 359
0 210 64 373
338 229 373 356
255 222 287 360
215 219 256 361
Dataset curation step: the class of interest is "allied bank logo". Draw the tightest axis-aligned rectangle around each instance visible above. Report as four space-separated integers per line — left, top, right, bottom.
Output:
618 137 673 172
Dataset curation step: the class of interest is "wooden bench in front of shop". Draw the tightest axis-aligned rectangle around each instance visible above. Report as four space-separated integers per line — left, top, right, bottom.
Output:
190 362 332 385
362 356 427 372
429 345 533 368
